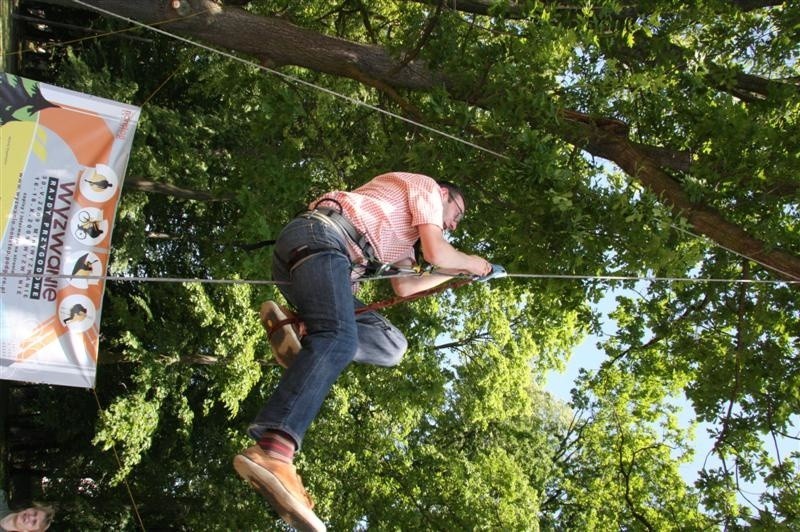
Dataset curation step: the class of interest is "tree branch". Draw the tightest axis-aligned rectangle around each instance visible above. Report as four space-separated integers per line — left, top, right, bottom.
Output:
45 0 800 281
125 176 234 202
614 415 656 532
554 117 800 281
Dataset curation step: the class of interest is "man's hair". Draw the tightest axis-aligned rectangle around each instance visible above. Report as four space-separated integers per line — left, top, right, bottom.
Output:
31 503 56 531
437 180 466 210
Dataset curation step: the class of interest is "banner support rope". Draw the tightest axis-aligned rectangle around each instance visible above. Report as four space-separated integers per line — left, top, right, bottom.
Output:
90 388 147 532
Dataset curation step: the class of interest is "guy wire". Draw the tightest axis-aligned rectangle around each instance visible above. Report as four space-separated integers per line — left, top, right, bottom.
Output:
70 0 510 160
91 388 147 532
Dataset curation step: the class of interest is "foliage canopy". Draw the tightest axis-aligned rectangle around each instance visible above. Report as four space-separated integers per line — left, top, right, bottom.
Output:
5 0 799 529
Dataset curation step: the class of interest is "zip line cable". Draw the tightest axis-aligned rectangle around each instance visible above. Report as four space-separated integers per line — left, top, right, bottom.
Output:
4 10 797 288
309 270 800 286
0 272 286 285
1 271 797 286
5 10 792 293
503 273 799 285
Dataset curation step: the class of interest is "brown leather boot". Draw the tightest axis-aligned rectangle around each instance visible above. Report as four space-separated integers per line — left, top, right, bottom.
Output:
259 301 304 368
233 445 325 532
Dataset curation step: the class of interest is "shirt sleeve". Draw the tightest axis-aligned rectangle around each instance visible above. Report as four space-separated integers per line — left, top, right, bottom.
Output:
406 175 443 228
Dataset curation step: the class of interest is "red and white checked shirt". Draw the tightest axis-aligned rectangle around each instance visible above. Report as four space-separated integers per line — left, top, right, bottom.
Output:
311 172 445 267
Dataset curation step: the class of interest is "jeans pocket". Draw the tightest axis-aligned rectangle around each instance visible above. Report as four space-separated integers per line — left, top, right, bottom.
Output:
357 309 394 331
277 218 348 262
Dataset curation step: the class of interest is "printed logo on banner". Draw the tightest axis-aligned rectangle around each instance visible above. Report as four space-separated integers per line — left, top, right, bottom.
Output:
0 73 140 388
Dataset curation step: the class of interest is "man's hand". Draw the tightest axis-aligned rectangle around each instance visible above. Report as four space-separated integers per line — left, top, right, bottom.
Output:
475 263 506 282
466 254 492 277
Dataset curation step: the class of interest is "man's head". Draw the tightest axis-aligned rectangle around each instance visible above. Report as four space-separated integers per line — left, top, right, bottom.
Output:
437 181 466 231
4 504 55 531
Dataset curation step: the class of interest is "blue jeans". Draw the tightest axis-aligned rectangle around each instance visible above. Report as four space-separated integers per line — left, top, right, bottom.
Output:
248 215 408 449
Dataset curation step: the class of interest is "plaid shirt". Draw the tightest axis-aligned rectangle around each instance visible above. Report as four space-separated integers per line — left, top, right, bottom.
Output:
312 172 444 267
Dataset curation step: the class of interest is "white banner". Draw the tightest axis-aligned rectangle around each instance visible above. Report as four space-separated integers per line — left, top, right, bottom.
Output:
1 73 140 388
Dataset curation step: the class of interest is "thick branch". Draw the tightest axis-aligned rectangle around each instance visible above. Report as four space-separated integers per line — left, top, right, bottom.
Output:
410 0 641 18
555 117 800 281
39 0 446 88
410 0 782 18
413 0 793 103
707 66 800 100
730 0 786 10
611 35 800 101
631 142 692 173
125 176 233 202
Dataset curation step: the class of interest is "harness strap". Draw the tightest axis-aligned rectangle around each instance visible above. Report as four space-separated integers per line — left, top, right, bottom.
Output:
354 277 473 315
277 207 473 330
303 205 381 264
285 244 329 272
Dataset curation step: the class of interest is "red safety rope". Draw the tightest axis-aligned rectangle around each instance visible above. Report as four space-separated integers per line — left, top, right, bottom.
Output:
265 276 474 337
355 277 473 314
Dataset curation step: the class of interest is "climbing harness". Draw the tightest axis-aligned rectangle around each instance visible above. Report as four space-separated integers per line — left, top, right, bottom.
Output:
281 201 414 279
264 262 507 339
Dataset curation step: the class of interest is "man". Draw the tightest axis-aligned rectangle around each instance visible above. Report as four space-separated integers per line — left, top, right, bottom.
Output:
0 490 55 532
233 172 492 531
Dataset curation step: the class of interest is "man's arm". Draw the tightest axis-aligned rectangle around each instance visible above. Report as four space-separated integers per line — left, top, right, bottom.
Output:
390 224 491 297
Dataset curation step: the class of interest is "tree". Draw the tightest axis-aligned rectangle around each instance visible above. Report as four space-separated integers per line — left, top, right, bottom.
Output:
7 0 799 529
37 0 800 281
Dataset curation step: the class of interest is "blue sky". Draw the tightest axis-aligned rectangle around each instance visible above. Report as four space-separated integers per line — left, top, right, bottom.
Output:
544 290 800 514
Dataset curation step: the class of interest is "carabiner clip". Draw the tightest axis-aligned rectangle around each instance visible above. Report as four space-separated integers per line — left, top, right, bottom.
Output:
475 264 507 283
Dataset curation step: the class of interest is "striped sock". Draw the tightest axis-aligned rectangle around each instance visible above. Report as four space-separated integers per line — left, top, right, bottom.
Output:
257 430 296 463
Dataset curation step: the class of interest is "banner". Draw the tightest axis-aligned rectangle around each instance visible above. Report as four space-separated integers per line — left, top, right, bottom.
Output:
1 73 140 388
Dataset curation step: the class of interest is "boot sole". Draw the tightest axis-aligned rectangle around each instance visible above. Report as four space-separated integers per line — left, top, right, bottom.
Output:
233 454 326 532
259 302 302 368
